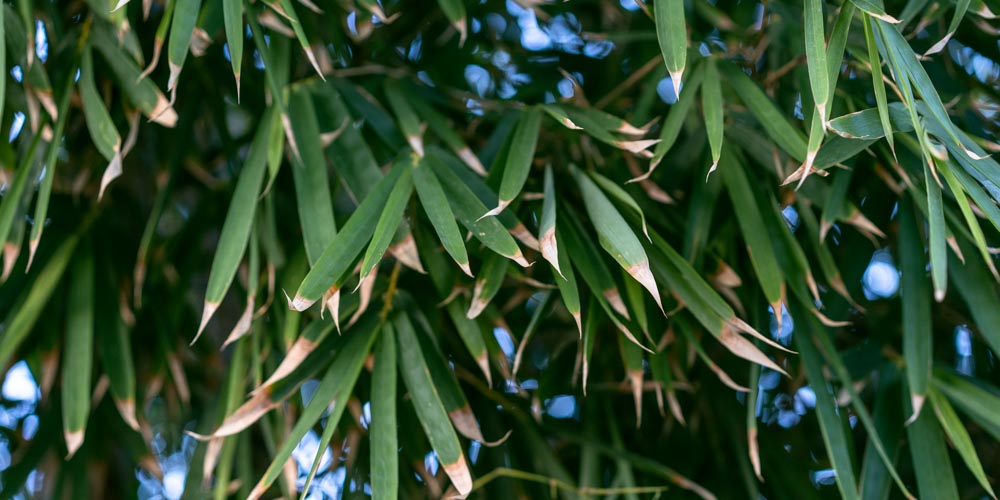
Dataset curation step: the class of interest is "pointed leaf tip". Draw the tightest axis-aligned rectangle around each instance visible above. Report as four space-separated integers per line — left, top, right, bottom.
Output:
478 199 510 221
191 301 220 345
98 153 123 200
65 430 84 458
442 455 473 496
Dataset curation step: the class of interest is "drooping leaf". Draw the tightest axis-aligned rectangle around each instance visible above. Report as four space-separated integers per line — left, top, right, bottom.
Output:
395 314 473 496
195 109 272 342
63 241 95 458
654 0 687 98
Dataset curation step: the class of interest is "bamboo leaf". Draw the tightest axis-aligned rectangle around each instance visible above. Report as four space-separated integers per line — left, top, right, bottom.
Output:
905 384 960 500
95 261 138 430
722 63 807 162
289 87 337 266
654 0 687 97
429 146 539 250
539 164 561 276
426 153 529 267
924 0 971 55
275 0 324 77
898 197 931 417
384 80 425 156
410 95 486 175
862 15 896 155
574 167 663 314
804 0 829 123
933 370 1000 442
828 103 913 140
370 323 398 499
396 314 473 496
80 46 123 199
223 0 244 96
63 241 95 458
561 208 630 319
590 172 651 243
927 387 997 499
359 159 414 281
720 149 785 315
248 318 377 499
795 329 860 500
468 252 509 319
848 0 899 22
290 157 406 311
925 161 948 301
484 107 542 218
28 68 75 268
0 4 4 125
948 236 1000 356
166 0 203 90
436 0 468 44
194 108 271 343
92 23 176 126
414 158 472 276
702 60 723 177
554 227 582 335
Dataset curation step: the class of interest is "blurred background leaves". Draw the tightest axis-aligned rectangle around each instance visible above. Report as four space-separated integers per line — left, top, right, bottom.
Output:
0 0 999 498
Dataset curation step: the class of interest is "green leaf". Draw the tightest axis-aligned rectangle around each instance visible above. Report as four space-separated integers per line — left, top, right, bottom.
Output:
166 0 203 90
574 167 663 314
63 241 95 458
795 328 860 500
28 68 75 267
275 0 323 77
561 208 630 319
862 15 895 155
589 170 650 242
484 107 542 217
429 146 539 250
927 387 997 499
92 22 176 126
194 108 271 343
384 79 425 156
720 149 784 313
538 164 561 276
654 0 687 97
223 0 244 95
554 227 583 335
413 158 472 276
848 0 899 22
370 323 398 500
249 319 377 498
80 46 123 200
409 95 486 175
804 0 829 122
924 0 971 55
828 103 914 141
359 158 414 281
933 370 1000 442
925 162 948 301
426 152 529 267
702 60 724 176
898 197 932 416
290 157 407 310
435 0 468 43
289 87 337 266
948 236 1000 357
96 260 138 430
468 252 509 319
722 63 807 162
395 314 473 496
0 5 4 125
905 384 960 500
